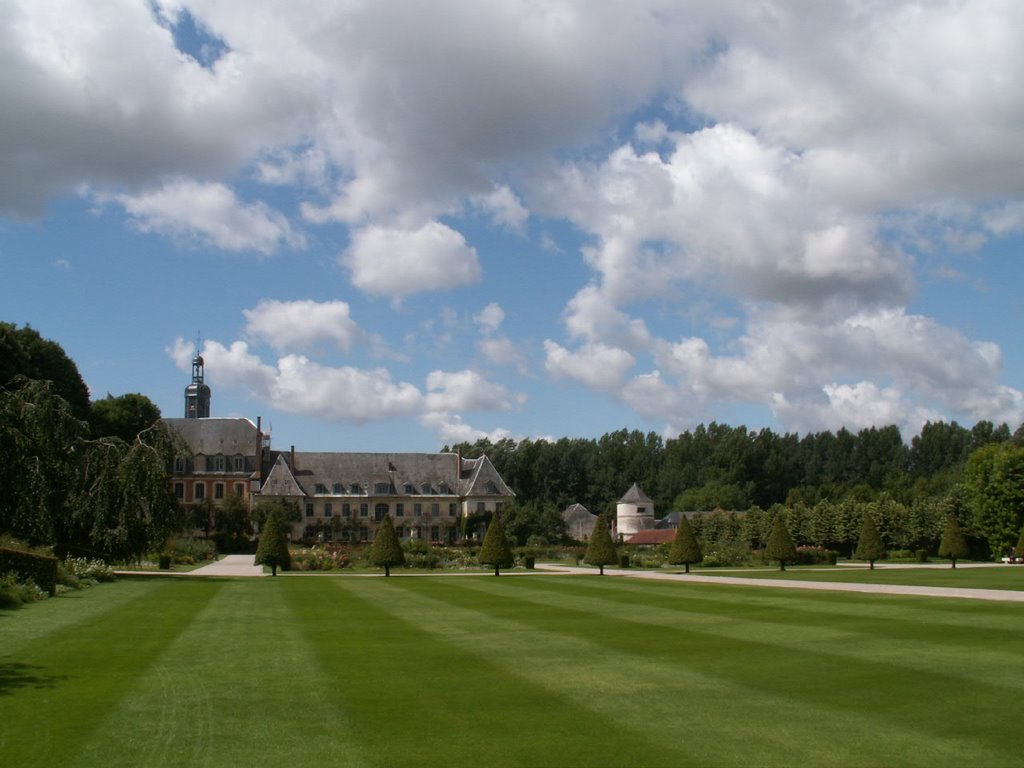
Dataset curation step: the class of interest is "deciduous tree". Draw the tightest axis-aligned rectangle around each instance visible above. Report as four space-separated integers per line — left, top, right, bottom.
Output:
964 443 1024 556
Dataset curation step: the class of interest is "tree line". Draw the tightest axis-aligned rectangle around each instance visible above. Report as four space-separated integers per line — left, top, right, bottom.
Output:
450 420 1024 558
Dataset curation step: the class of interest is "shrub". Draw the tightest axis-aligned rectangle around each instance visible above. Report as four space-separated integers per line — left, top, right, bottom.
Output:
794 546 834 565
915 549 930 563
158 553 172 570
0 548 58 596
0 572 48 608
63 556 115 582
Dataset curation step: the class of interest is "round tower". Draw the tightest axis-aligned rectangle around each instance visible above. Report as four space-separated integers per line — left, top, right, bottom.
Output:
184 353 211 418
616 483 654 540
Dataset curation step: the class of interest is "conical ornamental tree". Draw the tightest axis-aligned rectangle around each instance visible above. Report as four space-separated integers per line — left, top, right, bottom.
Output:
937 513 969 569
255 510 291 576
478 512 514 576
368 515 405 576
667 515 702 574
765 514 797 572
584 514 618 575
855 512 886 570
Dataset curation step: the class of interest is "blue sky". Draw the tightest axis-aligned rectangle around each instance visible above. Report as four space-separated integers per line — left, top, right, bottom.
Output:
2 1 1022 452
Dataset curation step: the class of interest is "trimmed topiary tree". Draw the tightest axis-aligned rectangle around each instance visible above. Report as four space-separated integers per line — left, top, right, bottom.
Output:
478 512 514 576
368 515 405 576
584 515 618 575
765 514 797 572
667 515 702 574
255 510 291 576
1016 525 1024 558
937 513 969 569
855 512 886 570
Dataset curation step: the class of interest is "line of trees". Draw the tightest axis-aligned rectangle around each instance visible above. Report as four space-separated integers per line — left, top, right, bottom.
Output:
451 421 1024 559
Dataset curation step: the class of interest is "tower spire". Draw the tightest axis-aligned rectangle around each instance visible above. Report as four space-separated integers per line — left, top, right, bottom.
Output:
184 335 212 418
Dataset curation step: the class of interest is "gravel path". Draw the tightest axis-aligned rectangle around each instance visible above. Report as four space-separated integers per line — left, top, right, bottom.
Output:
537 563 1024 602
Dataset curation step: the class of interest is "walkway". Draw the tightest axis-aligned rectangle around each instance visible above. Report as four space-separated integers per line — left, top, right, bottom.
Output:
537 563 1024 602
188 554 266 577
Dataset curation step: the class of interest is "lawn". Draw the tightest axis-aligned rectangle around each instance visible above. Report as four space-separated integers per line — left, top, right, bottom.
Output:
2 574 1022 767
688 564 1024 590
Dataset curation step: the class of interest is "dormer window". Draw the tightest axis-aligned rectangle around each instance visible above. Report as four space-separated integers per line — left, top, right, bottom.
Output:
315 483 328 494
420 483 432 495
403 483 415 494
350 483 362 494
439 482 451 495
374 482 392 494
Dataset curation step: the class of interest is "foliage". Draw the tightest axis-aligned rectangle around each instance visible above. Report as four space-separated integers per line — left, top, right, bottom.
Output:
964 443 1024 555
290 545 351 571
500 500 567 546
584 515 618 574
478 512 514 575
62 556 115 582
252 499 302 529
0 571 49 608
937 514 970 567
0 547 58 596
765 514 797 571
667 515 701 572
163 537 216 565
90 392 161 442
255 511 291 576
367 515 405 576
0 322 91 422
212 492 253 553
855 512 886 569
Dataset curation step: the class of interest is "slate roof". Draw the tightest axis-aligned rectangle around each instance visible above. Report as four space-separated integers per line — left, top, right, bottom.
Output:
655 511 684 529
164 417 259 456
260 451 513 499
618 483 653 505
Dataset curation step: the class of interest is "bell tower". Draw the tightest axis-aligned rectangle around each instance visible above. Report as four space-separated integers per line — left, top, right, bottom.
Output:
184 349 212 419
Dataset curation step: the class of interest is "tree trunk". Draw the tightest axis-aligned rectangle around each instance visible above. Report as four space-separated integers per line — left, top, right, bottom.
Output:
869 561 874 570
779 561 785 572
951 560 956 569
385 564 390 577
494 564 499 576
684 563 690 574
271 564 277 576
599 564 604 575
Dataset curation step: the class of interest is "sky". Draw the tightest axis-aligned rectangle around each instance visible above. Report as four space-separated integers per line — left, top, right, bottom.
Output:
2 0 1023 453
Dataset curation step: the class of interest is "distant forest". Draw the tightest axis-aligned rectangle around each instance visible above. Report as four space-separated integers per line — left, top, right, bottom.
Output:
448 420 1024 515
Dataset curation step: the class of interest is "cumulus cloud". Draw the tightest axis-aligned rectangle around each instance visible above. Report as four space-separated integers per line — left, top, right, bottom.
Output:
341 221 481 301
109 179 304 254
243 299 361 352
544 340 635 391
424 369 515 413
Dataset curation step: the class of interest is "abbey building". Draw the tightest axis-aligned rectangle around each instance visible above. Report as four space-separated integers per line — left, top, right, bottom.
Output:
164 353 513 543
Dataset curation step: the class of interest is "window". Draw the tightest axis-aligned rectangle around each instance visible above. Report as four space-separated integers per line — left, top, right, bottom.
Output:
333 483 343 494
324 503 333 517
396 526 405 539
439 482 451 495
213 455 226 471
315 483 328 495
476 501 485 514
637 506 646 515
305 504 314 518
414 503 422 517
395 503 404 517
351 483 362 494
194 483 205 500
342 503 351 517
449 503 457 517
495 502 504 514
375 503 388 521
174 457 186 473
233 456 244 471
174 483 184 500
374 482 392 494
431 503 439 517
430 526 440 542
359 527 369 542
403 483 415 494
234 483 245 497
359 503 368 517
214 483 224 500
420 483 432 494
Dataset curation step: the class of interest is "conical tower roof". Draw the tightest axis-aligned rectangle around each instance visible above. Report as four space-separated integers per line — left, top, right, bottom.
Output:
619 483 652 504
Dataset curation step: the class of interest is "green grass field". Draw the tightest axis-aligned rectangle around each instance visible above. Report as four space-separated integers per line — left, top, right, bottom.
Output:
2 574 1022 767
690 564 1024 590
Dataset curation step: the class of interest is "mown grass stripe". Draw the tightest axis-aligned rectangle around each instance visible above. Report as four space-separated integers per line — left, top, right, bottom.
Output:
70 578 369 768
0 578 220 766
377 576 1016 765
464 576 1024 691
288 576 684 767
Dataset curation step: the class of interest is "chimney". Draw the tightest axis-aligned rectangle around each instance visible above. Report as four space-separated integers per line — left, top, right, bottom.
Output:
290 445 296 470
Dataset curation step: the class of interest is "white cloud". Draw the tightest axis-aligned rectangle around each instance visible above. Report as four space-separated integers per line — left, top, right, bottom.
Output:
544 340 635 391
341 221 481 301
110 179 304 255
478 336 530 375
474 302 505 334
471 185 528 231
424 369 515 413
418 411 517 446
243 299 361 352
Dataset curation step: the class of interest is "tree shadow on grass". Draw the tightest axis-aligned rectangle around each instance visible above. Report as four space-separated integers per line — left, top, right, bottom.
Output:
0 662 68 696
